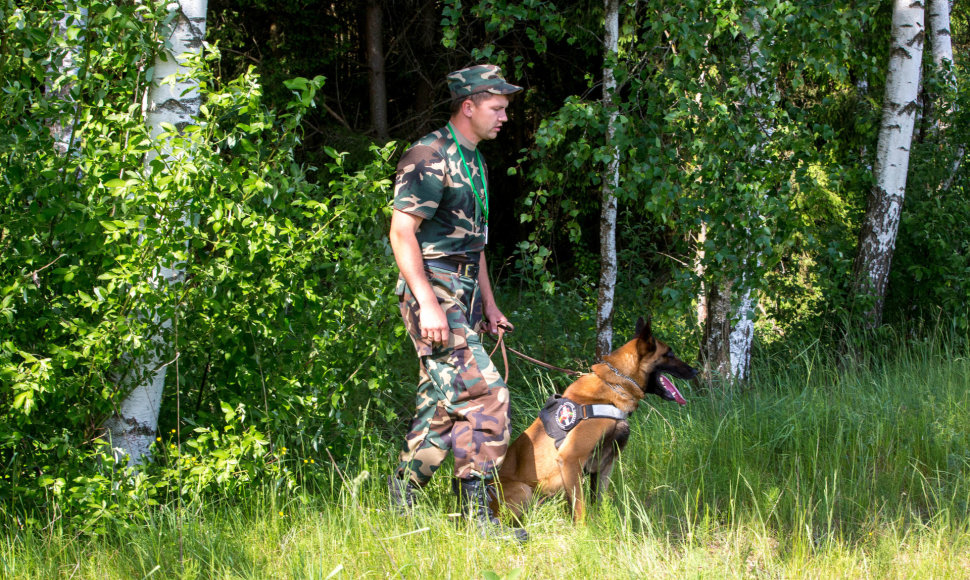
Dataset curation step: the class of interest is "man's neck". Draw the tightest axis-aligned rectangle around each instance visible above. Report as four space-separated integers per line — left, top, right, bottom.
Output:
448 118 479 149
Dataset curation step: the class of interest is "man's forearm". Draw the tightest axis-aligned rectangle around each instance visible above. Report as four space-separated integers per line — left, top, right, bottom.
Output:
477 253 511 334
477 252 497 310
390 212 436 309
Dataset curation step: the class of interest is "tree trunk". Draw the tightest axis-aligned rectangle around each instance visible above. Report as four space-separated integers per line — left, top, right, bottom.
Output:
694 223 708 327
728 289 755 379
366 0 388 141
596 0 620 360
927 0 954 83
103 0 208 465
851 0 924 328
922 0 953 138
48 4 86 157
701 279 733 380
412 0 436 136
726 14 770 382
927 0 963 193
701 12 767 382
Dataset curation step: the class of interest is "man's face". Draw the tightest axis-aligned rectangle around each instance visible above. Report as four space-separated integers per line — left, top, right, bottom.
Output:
467 94 510 142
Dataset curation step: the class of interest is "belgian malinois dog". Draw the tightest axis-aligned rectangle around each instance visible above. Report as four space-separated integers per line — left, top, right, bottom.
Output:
490 317 698 523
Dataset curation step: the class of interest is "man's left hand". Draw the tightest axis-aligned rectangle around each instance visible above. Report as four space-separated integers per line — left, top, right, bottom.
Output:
484 306 513 336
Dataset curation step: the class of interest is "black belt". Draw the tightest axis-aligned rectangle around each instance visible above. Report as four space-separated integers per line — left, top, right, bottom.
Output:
425 258 479 278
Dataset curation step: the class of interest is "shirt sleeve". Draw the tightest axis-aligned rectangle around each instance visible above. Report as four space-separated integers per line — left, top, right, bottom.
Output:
393 143 445 219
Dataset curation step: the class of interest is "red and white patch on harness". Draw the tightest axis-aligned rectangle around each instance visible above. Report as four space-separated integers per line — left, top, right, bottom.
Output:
555 400 579 429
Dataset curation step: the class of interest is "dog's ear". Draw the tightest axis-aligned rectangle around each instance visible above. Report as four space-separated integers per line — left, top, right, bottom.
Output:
636 316 656 353
635 316 652 339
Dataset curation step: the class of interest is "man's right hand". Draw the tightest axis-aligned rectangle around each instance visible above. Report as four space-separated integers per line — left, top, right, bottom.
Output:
419 302 450 345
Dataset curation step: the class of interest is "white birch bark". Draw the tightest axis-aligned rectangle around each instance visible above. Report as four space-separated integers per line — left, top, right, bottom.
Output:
728 18 774 381
702 13 769 382
48 3 86 156
927 0 954 88
728 290 755 380
727 14 774 382
694 223 708 326
927 0 963 192
940 152 964 193
858 78 871 172
851 1 924 327
103 0 208 465
595 0 620 360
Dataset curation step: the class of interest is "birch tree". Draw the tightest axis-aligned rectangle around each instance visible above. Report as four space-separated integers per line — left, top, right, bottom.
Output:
701 281 733 379
927 0 955 101
851 0 924 327
701 10 772 382
596 0 620 359
927 0 962 192
48 3 85 157
103 0 208 465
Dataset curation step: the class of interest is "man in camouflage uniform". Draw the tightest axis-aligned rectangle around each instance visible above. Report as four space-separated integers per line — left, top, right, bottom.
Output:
388 64 526 541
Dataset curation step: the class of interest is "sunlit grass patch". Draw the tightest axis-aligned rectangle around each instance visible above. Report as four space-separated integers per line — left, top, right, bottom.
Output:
3 329 970 578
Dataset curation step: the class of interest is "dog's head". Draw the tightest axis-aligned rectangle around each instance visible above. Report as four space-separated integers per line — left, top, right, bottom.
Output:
632 316 697 405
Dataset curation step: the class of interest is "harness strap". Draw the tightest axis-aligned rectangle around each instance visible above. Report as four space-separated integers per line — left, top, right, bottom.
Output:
584 404 628 421
539 394 629 449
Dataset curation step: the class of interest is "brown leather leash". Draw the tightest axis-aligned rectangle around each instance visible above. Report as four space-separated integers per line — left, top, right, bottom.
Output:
488 325 585 383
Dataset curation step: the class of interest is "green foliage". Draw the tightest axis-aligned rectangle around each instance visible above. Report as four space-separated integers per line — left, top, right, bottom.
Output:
1 0 404 530
441 0 572 63
4 329 970 577
2 0 968 541
205 0 966 349
512 0 889 344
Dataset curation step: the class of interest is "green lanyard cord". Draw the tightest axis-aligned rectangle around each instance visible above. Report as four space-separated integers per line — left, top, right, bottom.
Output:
446 123 489 225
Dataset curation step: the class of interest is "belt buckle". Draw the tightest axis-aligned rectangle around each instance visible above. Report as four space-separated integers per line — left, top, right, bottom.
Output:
459 262 476 278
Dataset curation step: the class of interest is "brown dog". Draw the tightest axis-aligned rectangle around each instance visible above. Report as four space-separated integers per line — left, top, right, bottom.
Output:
490 317 697 523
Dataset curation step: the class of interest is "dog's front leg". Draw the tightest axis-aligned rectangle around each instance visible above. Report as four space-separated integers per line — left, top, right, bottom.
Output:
556 456 586 524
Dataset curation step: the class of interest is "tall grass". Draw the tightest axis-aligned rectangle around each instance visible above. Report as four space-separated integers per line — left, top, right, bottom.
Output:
3 327 970 578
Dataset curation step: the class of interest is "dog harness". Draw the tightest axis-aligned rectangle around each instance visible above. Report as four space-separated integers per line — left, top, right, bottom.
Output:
539 393 628 449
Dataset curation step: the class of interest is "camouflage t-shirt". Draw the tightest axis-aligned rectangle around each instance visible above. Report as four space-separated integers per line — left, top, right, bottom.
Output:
393 125 488 260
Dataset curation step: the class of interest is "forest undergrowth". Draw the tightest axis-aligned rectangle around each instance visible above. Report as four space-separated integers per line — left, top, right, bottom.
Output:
3 314 969 579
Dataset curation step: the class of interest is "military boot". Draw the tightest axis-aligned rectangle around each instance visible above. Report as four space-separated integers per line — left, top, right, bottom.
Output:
387 474 418 517
454 478 528 543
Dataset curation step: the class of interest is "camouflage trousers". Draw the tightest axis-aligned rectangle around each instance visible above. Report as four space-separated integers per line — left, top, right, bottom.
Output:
394 266 511 486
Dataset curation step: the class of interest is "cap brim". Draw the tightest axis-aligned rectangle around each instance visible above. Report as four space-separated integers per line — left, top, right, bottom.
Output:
486 82 523 95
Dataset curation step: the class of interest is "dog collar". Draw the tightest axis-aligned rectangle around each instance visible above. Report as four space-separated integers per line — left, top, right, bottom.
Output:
602 361 643 397
539 394 629 449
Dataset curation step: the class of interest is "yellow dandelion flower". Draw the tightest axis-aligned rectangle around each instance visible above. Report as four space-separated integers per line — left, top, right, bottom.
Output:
303 459 308 463
310 459 315 464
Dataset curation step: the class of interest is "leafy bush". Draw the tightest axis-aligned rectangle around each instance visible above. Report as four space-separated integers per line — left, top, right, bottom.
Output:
1 1 405 529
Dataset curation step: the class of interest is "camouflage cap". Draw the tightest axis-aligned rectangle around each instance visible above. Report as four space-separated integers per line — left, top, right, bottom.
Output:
446 64 522 99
